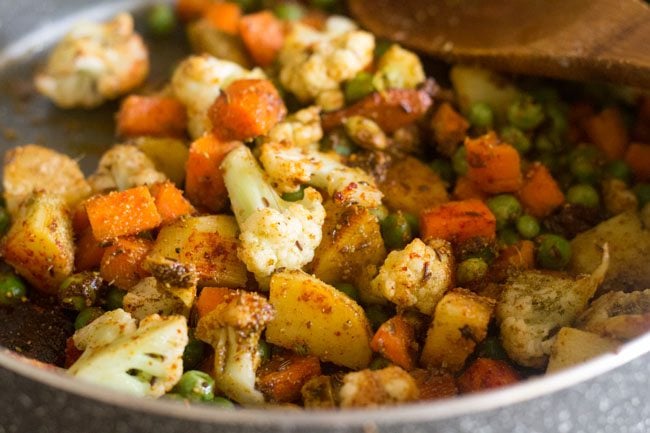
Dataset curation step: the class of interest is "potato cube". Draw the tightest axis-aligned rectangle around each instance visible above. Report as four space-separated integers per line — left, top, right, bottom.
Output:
546 327 619 373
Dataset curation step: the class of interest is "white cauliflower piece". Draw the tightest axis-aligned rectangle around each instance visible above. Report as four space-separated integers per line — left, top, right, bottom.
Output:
195 289 274 405
279 20 374 108
87 144 167 193
68 312 188 398
264 106 323 151
576 288 650 340
370 238 453 315
339 366 419 408
373 44 426 91
72 308 137 351
221 145 325 288
171 54 265 138
35 13 148 108
497 246 610 368
259 140 383 207
3 144 91 217
123 277 194 320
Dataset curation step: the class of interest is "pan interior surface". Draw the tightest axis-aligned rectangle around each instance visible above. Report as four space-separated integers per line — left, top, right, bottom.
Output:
0 0 649 429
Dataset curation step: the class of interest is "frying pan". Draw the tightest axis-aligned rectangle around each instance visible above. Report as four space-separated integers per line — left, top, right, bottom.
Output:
1 1 650 432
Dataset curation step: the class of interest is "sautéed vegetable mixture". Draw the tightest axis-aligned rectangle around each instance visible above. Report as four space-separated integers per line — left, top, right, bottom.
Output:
1 0 650 409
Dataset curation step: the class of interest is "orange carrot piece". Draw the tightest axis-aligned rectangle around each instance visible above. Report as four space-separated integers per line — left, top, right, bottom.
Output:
457 358 520 394
370 315 417 371
582 107 629 160
71 201 91 235
517 162 565 218
203 1 241 34
430 102 470 157
209 79 287 141
185 134 241 212
86 186 162 241
492 240 535 282
453 176 488 201
100 237 153 290
624 142 650 181
239 11 285 67
322 89 433 134
64 337 83 368
465 132 522 194
176 0 212 21
75 228 106 272
420 199 496 244
409 369 458 401
116 95 187 139
196 287 234 318
257 352 322 403
149 181 195 224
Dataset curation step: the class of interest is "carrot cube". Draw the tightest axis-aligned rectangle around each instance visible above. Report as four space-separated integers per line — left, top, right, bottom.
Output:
624 142 650 181
116 95 187 139
100 237 153 290
517 163 565 218
239 11 285 67
149 181 195 224
466 132 522 194
420 199 496 244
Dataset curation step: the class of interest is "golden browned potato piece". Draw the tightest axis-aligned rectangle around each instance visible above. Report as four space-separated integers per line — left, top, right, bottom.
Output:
266 269 373 370
575 289 650 340
379 156 448 215
546 327 619 373
147 215 247 288
1 193 74 294
310 201 386 289
420 288 495 371
3 144 91 217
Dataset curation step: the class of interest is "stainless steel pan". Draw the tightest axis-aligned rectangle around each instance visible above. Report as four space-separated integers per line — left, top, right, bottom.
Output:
1 1 649 432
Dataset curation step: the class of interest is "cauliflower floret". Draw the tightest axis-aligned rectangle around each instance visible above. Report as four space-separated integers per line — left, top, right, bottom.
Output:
87 144 167 193
496 246 609 368
278 20 374 109
576 288 650 340
35 13 148 108
373 44 426 91
123 277 195 320
259 140 383 207
171 54 265 138
68 311 188 398
221 145 325 288
72 308 137 351
264 106 323 151
369 238 453 315
339 366 419 408
195 289 274 405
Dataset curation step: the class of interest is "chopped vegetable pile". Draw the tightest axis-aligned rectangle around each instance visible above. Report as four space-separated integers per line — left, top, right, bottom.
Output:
1 0 650 410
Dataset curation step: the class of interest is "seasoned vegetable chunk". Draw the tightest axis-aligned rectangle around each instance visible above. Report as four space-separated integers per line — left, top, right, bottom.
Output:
546 327 619 373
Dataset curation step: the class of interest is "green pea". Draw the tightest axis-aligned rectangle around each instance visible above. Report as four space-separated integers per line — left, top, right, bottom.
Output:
535 132 563 154
545 103 569 136
74 307 104 330
369 357 392 370
403 212 419 235
452 146 468 176
365 305 391 331
500 126 531 154
537 153 559 173
456 258 488 285
487 194 522 229
344 71 375 104
566 184 600 208
633 183 650 208
334 282 359 301
430 158 455 185
104 287 126 310
258 339 271 363
0 207 10 235
59 272 104 312
273 2 304 21
528 86 560 105
374 39 392 59
0 273 27 306
147 4 176 36
498 228 520 246
281 185 306 202
507 97 545 131
477 336 507 360
381 211 413 249
212 396 236 409
516 215 540 239
172 371 215 402
605 160 632 184
467 102 494 129
536 234 572 270
183 330 207 370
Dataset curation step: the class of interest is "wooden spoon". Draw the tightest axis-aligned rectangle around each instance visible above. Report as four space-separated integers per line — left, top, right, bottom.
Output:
348 0 650 87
